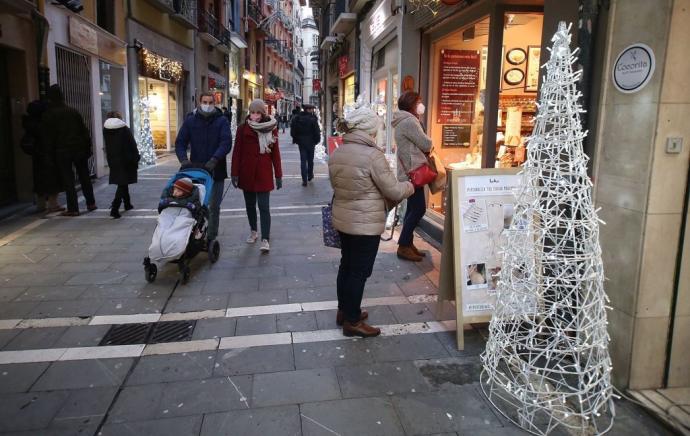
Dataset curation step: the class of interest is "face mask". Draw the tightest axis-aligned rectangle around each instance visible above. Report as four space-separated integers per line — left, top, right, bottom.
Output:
249 113 262 122
200 104 214 113
416 103 426 115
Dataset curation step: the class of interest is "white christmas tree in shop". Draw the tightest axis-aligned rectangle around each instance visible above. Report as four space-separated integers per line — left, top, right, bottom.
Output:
138 97 157 167
480 22 614 435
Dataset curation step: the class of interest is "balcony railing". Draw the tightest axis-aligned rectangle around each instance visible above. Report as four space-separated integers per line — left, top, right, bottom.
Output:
198 8 231 47
173 0 197 27
248 1 265 25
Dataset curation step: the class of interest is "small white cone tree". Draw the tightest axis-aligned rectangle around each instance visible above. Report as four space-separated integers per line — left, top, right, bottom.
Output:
480 22 614 435
138 97 157 167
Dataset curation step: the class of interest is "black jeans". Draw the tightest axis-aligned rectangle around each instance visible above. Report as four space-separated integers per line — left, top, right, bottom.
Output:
112 184 131 209
56 151 95 213
398 187 426 246
298 145 315 183
243 191 271 240
337 232 380 323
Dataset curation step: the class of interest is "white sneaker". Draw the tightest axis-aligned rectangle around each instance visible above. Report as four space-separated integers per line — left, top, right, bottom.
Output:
260 239 270 252
246 231 258 244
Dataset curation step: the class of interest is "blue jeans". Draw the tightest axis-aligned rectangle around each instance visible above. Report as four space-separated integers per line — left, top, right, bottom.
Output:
298 145 315 183
337 233 380 323
207 180 224 241
398 187 426 246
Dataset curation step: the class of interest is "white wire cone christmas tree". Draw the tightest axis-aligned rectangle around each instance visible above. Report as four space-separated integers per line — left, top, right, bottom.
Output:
138 97 157 167
480 22 614 435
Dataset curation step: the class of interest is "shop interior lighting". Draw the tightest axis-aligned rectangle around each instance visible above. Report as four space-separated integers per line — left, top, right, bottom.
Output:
480 22 614 435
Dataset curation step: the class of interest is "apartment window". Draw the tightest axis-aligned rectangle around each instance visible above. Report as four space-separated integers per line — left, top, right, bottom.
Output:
312 69 319 80
96 0 115 34
312 34 318 47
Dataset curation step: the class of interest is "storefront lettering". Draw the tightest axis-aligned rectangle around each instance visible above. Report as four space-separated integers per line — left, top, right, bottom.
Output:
612 43 655 94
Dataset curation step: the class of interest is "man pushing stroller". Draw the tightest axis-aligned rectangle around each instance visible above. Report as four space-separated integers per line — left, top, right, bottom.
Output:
175 92 232 244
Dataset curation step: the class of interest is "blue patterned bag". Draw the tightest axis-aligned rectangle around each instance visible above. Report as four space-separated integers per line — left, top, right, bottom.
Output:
322 201 341 249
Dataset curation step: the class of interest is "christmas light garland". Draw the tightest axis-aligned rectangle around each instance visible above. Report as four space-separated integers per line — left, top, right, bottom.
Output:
140 48 183 83
480 22 615 435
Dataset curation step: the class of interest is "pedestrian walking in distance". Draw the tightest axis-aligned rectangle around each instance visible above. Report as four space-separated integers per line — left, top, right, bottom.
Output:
175 92 232 243
231 99 282 253
41 84 97 216
20 100 64 213
291 104 321 186
392 91 433 262
103 111 140 219
329 105 414 338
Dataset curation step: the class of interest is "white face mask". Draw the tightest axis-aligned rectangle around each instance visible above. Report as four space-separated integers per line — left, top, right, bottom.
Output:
200 103 214 113
416 103 426 115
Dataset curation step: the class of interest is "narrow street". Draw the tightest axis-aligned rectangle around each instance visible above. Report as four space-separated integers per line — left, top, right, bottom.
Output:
0 132 671 435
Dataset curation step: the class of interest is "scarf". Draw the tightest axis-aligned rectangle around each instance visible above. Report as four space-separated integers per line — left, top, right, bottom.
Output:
247 116 278 154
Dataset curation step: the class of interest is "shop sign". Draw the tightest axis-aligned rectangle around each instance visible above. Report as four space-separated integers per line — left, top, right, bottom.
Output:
338 56 349 78
612 43 655 93
313 79 322 92
442 125 471 148
69 17 98 55
368 0 389 40
437 49 480 124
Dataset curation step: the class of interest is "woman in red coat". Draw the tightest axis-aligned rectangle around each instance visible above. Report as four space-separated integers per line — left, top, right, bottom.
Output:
231 99 282 253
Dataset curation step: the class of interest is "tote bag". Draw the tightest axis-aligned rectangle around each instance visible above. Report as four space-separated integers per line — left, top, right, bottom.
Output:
322 200 341 248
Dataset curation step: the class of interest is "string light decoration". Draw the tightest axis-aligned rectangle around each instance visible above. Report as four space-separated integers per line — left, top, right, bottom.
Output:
138 97 157 167
140 49 183 83
406 0 441 16
480 22 614 435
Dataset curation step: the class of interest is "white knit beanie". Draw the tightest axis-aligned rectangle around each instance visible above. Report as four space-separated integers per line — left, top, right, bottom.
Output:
344 106 379 136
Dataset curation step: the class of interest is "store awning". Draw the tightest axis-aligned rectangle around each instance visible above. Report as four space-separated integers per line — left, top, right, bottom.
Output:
320 36 339 50
330 12 356 35
230 31 248 49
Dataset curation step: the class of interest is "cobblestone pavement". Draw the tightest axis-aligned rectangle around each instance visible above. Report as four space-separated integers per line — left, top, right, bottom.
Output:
0 132 675 435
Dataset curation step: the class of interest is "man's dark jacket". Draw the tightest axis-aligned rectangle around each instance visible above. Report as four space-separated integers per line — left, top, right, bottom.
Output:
175 108 232 180
290 112 320 148
41 102 92 156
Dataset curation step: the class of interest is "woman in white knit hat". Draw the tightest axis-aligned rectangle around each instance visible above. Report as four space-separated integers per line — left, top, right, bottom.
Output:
230 99 282 252
328 104 415 338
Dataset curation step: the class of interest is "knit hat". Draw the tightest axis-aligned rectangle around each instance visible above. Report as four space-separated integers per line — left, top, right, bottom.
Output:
173 177 194 195
343 105 379 136
248 99 267 114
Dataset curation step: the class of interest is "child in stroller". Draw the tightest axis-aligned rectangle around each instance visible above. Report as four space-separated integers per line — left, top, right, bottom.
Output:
143 168 220 284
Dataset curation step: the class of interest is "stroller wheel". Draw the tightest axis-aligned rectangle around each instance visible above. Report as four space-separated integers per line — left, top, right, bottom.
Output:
208 240 220 263
145 263 157 283
180 265 191 284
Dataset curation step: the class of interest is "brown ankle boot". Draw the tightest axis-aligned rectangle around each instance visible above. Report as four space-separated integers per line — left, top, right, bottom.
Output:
411 243 426 257
336 309 368 326
343 320 381 338
397 245 423 262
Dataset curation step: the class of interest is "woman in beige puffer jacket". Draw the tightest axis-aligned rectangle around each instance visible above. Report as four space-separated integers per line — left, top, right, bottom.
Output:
328 106 414 338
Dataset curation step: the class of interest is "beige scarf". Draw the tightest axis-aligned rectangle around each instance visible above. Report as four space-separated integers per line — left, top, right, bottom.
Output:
247 116 278 154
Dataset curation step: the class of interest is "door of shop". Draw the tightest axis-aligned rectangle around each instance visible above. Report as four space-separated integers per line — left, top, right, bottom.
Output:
55 45 95 177
0 49 17 207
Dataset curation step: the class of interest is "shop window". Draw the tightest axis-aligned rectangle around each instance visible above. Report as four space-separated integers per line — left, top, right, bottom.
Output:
138 77 179 151
495 13 543 169
96 0 115 35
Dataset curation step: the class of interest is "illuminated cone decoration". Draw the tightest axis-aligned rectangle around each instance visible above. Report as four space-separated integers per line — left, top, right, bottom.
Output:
138 97 157 167
480 22 614 435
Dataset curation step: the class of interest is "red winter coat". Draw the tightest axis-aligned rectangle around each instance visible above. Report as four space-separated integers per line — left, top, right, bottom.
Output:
231 122 282 192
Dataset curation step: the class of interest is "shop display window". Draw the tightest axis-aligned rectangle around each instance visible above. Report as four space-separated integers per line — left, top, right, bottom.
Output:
138 77 179 151
495 13 543 169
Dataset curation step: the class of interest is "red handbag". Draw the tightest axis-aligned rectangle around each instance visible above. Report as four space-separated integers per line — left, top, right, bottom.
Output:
398 155 438 188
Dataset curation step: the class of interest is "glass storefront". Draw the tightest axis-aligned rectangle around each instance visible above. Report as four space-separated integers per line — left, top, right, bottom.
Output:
371 39 398 155
425 12 543 214
137 77 179 151
99 61 126 123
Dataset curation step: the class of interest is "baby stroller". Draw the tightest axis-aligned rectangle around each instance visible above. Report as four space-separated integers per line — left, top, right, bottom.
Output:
143 167 220 284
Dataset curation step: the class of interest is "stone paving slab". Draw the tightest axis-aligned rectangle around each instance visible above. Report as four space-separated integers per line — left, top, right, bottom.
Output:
229 289 288 307
31 358 133 391
100 415 203 436
164 295 229 313
213 345 295 377
200 405 301 436
234 314 278 336
3 327 67 351
191 317 237 340
12 285 87 302
126 351 217 386
300 397 405 436
156 375 253 417
0 391 71 432
336 361 435 398
108 383 165 424
251 367 341 407
0 362 50 393
277 311 318 333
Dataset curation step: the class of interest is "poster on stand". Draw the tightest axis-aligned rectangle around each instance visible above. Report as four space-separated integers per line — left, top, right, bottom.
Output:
438 168 520 349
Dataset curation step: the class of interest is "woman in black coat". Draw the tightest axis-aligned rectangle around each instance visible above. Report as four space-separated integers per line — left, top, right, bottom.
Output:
103 111 140 218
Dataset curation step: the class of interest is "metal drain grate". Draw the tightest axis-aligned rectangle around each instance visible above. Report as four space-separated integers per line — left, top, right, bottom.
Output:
99 321 197 346
149 321 196 344
100 323 152 346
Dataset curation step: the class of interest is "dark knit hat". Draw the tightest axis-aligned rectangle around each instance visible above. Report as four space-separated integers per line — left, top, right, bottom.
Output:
173 177 194 195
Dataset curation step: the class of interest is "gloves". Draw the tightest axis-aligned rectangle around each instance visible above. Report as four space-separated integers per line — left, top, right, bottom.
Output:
231 176 239 188
276 178 282 190
179 159 193 170
204 157 218 172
